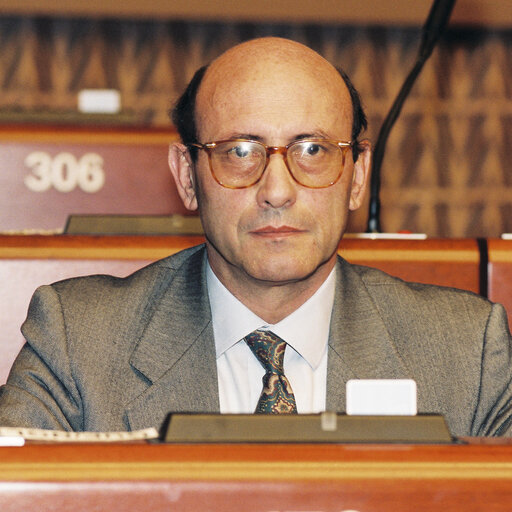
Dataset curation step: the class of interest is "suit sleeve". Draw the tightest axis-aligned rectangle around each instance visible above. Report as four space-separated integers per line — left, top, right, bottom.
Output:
473 302 512 436
0 285 83 430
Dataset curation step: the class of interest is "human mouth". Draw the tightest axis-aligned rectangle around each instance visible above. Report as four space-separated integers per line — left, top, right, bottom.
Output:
250 225 305 238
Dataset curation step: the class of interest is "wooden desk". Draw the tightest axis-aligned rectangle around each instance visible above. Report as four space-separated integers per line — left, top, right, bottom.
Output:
340 237 481 293
0 235 482 384
0 440 511 511
0 125 183 232
488 239 512 327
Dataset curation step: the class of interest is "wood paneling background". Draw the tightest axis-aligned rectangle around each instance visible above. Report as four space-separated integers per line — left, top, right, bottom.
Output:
0 16 511 236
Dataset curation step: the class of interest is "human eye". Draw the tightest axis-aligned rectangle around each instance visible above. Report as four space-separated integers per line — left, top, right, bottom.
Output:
292 140 332 162
305 143 320 156
214 141 262 175
303 141 329 157
288 140 338 179
225 142 255 159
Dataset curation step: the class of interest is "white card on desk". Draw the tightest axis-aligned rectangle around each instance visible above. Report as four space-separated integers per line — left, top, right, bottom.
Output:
0 436 25 447
346 379 417 415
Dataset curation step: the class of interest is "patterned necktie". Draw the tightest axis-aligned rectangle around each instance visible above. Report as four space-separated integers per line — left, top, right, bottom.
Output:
245 329 298 414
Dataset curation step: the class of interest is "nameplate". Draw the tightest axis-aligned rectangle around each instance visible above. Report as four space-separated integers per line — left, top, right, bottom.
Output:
162 412 454 444
64 214 203 235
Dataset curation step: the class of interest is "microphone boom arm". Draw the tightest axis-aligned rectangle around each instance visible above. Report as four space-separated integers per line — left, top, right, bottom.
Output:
366 0 457 233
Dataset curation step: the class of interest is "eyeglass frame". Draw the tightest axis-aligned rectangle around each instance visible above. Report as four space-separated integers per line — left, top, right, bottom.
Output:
186 138 354 189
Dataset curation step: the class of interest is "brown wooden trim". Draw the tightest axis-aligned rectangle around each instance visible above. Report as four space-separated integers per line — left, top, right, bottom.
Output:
1 442 512 482
0 235 205 260
0 236 479 261
488 239 512 263
0 0 509 28
4 459 512 482
340 238 480 262
0 125 179 145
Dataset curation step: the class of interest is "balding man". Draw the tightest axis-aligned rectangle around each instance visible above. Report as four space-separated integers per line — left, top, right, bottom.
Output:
1 38 511 436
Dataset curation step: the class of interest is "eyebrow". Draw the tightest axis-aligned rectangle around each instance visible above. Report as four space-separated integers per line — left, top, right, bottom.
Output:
226 133 264 141
294 132 331 141
224 131 332 143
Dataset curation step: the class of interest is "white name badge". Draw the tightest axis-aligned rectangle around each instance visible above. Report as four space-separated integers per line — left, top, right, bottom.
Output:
346 379 417 416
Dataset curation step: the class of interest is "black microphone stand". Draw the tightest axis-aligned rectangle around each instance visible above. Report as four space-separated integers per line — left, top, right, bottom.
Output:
366 0 457 233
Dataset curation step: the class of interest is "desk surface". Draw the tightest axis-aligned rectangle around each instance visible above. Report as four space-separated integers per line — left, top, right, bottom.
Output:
1 440 512 511
0 233 480 264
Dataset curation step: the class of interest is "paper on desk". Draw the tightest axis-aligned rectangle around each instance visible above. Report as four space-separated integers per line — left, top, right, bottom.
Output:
0 426 159 443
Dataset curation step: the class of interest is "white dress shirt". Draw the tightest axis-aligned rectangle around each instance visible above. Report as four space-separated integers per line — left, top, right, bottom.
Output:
206 263 336 414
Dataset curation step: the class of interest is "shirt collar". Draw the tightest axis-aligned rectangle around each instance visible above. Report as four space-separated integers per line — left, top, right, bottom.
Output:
207 262 336 370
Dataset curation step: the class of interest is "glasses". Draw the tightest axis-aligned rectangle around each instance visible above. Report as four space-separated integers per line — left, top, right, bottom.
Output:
188 138 353 189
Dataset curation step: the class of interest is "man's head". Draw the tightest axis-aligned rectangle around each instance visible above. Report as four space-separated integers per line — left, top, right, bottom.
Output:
169 37 371 314
171 57 367 164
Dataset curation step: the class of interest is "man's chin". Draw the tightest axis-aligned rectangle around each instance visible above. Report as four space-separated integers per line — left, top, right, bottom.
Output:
243 258 330 287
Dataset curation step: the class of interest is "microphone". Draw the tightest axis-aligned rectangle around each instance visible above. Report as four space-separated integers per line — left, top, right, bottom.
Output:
366 0 457 233
420 0 458 60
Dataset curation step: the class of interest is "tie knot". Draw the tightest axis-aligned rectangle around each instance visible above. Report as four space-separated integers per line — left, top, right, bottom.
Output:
245 329 286 374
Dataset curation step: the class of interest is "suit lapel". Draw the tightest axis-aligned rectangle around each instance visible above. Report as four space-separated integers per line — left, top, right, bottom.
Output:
124 251 412 427
125 247 220 431
327 258 410 411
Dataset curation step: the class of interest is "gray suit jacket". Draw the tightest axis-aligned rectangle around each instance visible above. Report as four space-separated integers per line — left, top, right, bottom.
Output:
1 245 512 436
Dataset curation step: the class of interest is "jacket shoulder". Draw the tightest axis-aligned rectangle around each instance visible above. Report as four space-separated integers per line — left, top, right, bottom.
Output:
346 259 490 308
50 243 205 294
22 244 207 361
339 258 497 351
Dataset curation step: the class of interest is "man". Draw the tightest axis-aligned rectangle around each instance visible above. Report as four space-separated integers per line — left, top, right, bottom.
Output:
0 37 511 436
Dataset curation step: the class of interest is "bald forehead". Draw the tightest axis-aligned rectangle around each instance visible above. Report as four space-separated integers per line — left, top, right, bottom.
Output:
196 38 351 138
201 38 345 95
209 37 338 76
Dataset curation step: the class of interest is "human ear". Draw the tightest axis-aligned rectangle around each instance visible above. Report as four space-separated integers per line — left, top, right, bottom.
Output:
168 143 198 211
349 139 371 211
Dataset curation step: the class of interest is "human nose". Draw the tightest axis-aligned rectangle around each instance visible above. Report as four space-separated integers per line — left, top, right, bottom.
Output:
255 152 297 209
